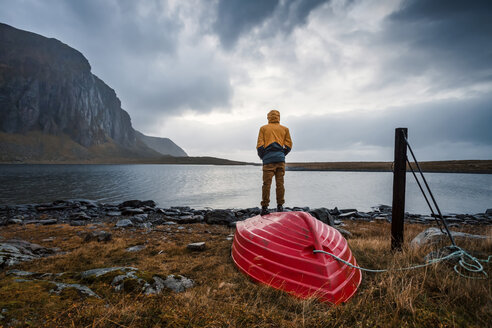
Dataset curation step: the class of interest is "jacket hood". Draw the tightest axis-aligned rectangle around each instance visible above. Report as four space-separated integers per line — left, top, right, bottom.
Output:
267 110 280 123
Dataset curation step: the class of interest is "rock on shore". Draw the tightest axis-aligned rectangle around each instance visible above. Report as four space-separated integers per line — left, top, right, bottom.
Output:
1 199 491 230
0 239 59 268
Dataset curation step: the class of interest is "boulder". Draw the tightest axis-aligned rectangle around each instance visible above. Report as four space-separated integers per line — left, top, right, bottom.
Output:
309 208 335 226
25 219 58 225
35 205 69 212
411 227 489 247
8 218 23 224
330 207 341 215
205 210 236 225
109 270 192 295
339 208 358 214
187 242 206 251
336 228 353 239
111 271 144 292
131 215 146 223
162 274 194 292
292 207 310 212
14 279 100 298
171 206 191 212
68 199 99 208
119 200 156 208
161 211 179 217
134 213 148 220
372 205 392 213
192 215 204 222
80 267 138 279
0 239 59 268
126 245 146 252
139 222 152 230
121 208 144 215
338 211 357 218
70 212 91 220
48 281 100 298
115 219 133 228
106 211 121 217
70 221 88 226
145 276 166 295
141 206 156 213
172 215 204 224
7 270 35 277
245 207 261 215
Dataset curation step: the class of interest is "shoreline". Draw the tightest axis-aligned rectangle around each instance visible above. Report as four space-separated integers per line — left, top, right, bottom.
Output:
1 159 491 174
286 160 492 174
1 199 491 227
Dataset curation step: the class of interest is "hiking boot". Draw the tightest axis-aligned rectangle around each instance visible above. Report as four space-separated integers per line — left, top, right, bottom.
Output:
260 206 270 216
277 205 284 212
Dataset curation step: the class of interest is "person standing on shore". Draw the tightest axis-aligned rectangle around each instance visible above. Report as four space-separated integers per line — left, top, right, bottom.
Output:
256 110 293 216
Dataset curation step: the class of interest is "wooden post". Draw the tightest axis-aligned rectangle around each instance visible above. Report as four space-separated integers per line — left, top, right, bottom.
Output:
391 128 408 251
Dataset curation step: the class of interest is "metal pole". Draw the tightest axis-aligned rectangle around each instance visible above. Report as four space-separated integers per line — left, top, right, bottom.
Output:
391 128 407 250
404 137 457 247
406 157 444 233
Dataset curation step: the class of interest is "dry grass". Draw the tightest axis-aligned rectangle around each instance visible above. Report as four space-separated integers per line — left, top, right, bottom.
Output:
0 222 491 327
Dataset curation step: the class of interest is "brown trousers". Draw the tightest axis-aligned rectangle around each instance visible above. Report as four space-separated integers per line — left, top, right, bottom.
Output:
261 162 285 207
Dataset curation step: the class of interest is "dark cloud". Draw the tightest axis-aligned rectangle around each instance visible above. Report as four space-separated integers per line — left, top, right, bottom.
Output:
374 0 492 91
261 0 329 37
214 0 279 49
288 94 492 156
61 0 180 56
214 0 330 49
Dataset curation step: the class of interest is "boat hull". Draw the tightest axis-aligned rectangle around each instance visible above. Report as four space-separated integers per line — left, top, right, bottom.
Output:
231 211 362 304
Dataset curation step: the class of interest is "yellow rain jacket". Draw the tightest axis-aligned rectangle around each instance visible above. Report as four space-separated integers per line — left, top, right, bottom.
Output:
256 110 293 164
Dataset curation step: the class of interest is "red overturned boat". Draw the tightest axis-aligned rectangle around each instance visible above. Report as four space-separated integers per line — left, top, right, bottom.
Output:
231 211 362 304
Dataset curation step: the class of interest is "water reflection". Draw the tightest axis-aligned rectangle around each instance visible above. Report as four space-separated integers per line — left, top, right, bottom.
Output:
0 164 490 214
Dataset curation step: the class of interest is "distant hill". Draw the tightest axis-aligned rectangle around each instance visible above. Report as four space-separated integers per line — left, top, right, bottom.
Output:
286 160 492 174
135 131 187 157
0 23 187 163
109 155 250 165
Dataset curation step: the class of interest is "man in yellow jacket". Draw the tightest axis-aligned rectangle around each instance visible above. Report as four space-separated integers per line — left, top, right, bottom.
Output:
256 110 293 215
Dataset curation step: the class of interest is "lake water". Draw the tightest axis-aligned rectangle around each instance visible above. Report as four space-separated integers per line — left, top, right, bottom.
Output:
0 164 490 214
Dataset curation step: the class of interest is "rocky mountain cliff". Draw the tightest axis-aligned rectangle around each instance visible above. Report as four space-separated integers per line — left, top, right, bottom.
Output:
0 23 186 162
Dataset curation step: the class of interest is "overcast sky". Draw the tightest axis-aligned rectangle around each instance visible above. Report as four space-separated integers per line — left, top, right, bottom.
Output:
1 0 491 162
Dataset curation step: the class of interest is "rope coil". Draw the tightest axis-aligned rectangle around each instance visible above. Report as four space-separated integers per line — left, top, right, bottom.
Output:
313 247 490 279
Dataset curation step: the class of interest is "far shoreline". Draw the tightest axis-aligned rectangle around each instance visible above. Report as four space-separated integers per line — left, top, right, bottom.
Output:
286 160 492 174
1 159 491 174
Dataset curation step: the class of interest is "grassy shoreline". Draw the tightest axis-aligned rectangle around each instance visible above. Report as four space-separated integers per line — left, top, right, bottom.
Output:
0 156 250 166
286 160 492 174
